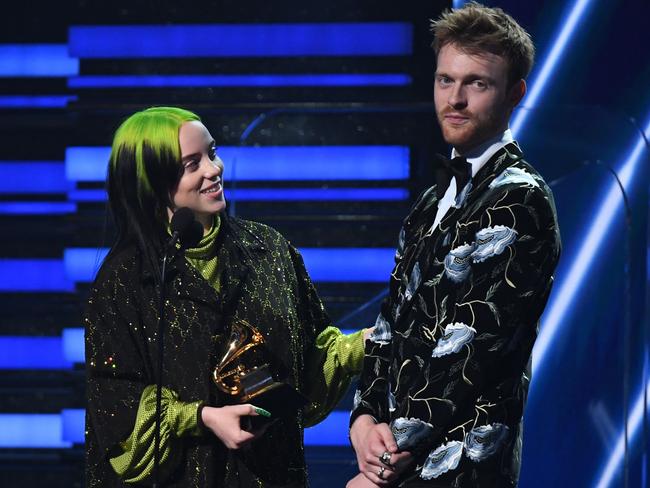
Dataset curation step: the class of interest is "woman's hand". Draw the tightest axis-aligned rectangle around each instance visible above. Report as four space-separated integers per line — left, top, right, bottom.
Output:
349 415 413 485
200 404 268 449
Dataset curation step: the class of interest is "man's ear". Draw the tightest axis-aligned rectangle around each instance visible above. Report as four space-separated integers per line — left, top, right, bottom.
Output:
508 79 527 109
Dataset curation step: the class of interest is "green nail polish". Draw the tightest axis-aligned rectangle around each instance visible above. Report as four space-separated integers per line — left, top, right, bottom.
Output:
254 406 271 417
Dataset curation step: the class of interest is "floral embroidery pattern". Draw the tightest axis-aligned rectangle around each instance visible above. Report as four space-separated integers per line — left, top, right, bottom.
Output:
431 322 477 358
444 243 476 282
420 441 464 480
464 423 510 462
489 166 540 190
391 417 435 451
368 313 392 344
471 225 517 263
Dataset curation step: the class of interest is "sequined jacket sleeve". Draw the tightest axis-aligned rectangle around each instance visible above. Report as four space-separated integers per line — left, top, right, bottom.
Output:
303 326 365 426
85 251 204 484
286 245 365 425
85 252 151 460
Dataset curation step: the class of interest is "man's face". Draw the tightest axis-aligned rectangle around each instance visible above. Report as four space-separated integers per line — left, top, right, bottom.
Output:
434 43 523 154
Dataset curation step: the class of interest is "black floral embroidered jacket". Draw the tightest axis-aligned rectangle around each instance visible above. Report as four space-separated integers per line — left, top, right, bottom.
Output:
350 142 561 487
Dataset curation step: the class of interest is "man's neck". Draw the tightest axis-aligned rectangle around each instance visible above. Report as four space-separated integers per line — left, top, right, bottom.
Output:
451 128 514 178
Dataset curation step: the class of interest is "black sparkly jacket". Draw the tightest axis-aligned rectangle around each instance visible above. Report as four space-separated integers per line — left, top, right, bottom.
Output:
85 217 332 487
350 143 561 487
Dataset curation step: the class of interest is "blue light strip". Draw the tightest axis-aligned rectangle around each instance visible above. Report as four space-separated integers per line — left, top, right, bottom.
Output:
0 328 83 370
304 411 350 446
511 0 595 135
62 328 85 363
0 336 72 369
594 377 650 487
69 23 413 58
0 95 77 108
300 248 395 282
0 202 77 215
0 407 350 447
532 116 650 376
66 146 410 182
61 409 85 444
0 162 71 193
0 44 79 77
0 414 72 448
228 188 409 201
0 259 75 292
67 189 106 202
63 248 108 282
0 329 362 371
0 247 395 292
69 188 409 202
69 73 412 89
63 247 395 283
65 147 110 182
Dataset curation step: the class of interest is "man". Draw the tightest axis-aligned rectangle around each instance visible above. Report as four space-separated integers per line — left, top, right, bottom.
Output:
347 3 561 487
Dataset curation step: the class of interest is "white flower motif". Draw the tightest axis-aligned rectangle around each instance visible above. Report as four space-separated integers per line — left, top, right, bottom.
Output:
352 389 362 410
471 225 517 263
391 417 435 451
464 423 510 462
420 441 464 480
431 322 477 358
405 262 421 301
368 313 392 344
488 167 540 190
388 388 397 413
444 243 476 283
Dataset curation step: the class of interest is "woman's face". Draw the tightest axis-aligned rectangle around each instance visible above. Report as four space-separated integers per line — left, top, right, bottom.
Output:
170 121 226 231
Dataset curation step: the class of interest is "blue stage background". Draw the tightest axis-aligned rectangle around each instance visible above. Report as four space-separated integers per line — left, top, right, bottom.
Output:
0 0 648 486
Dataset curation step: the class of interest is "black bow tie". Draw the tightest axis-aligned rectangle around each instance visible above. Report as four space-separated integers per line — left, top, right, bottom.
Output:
434 154 472 200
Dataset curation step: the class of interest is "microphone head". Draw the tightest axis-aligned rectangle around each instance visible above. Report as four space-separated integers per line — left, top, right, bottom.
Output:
170 207 203 249
170 207 195 234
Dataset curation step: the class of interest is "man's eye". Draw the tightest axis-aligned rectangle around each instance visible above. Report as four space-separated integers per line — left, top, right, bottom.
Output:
438 76 452 86
473 80 487 89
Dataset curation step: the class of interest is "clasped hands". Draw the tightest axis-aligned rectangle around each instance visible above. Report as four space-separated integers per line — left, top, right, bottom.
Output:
348 414 413 487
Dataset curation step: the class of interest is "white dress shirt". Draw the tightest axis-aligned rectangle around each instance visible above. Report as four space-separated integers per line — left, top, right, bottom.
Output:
431 129 514 230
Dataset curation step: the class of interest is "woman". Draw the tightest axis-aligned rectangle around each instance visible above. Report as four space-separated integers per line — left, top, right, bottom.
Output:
85 107 366 487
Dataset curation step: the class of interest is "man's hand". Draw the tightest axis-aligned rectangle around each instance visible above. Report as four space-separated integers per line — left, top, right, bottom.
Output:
201 404 268 449
349 414 413 485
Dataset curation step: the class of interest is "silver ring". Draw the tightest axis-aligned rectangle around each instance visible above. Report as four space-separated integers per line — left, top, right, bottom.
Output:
380 450 392 466
378 466 386 480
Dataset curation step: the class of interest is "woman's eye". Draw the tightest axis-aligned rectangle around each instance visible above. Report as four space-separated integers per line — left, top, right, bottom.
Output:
184 160 199 171
209 146 217 160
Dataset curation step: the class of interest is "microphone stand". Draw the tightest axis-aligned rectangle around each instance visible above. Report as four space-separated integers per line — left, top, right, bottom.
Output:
153 233 181 488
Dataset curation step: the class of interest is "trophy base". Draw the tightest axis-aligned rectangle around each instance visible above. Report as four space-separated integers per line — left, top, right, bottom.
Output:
243 381 308 419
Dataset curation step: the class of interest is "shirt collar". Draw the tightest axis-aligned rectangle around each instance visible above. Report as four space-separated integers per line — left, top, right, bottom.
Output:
451 128 514 178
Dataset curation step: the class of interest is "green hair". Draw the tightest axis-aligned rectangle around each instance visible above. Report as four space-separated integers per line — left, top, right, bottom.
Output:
106 106 201 276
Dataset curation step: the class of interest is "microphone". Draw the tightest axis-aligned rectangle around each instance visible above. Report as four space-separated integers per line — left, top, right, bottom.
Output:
168 207 203 250
153 207 202 487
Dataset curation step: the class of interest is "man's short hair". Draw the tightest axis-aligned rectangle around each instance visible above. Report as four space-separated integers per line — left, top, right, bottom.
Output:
431 1 535 85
